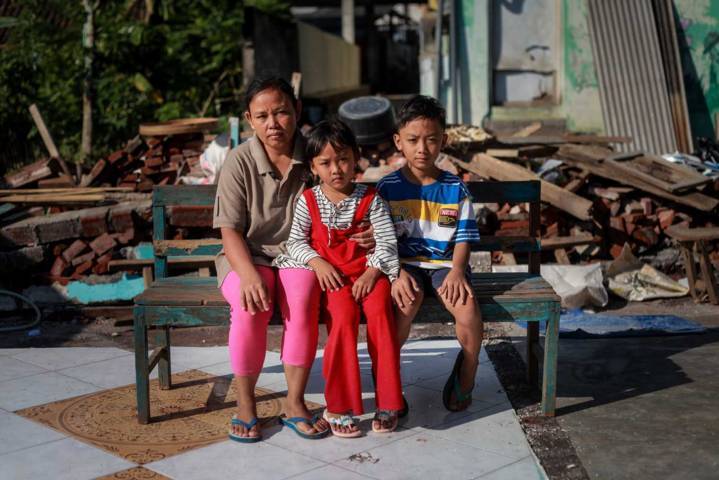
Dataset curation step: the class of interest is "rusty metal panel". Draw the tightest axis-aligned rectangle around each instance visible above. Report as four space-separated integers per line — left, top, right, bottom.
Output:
588 0 678 155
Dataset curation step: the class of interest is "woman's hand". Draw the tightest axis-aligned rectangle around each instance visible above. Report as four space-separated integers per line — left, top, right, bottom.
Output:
308 258 344 292
238 266 270 314
437 268 474 307
352 267 381 301
391 268 420 309
350 221 376 250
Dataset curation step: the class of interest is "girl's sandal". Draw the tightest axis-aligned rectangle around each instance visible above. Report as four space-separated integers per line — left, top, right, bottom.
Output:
323 410 362 438
371 410 399 434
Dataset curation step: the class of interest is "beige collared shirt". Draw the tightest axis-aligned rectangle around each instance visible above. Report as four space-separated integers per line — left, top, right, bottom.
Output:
213 135 313 287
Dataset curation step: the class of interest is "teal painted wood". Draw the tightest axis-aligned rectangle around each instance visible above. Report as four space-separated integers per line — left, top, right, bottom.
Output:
160 244 223 257
473 237 541 253
152 205 168 279
465 180 540 203
144 306 230 327
155 327 171 390
133 306 150 424
153 185 217 207
542 308 560 416
230 117 240 148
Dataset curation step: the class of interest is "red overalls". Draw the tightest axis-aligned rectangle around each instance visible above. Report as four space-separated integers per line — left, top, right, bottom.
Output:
304 186 403 415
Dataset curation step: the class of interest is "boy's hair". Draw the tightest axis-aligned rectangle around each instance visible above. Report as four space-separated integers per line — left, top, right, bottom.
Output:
305 118 360 161
396 95 446 130
244 76 296 113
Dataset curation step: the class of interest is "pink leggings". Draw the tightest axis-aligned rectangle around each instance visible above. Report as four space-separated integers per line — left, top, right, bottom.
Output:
220 266 320 376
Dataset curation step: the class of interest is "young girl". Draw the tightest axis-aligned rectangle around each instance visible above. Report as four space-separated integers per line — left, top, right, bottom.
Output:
274 119 404 437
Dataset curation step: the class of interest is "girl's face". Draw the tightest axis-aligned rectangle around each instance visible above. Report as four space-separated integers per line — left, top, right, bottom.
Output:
311 142 356 194
244 88 299 152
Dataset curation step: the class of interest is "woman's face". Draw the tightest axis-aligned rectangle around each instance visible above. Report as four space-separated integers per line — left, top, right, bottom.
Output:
244 88 298 152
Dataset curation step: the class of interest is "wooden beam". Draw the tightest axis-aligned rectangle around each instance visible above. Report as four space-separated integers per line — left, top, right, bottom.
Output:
541 234 598 250
456 154 594 221
511 121 542 138
28 104 74 183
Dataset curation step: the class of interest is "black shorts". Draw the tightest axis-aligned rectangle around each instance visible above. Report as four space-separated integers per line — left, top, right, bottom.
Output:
402 264 473 295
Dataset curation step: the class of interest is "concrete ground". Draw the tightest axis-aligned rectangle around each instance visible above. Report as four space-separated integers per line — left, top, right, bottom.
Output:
511 297 719 480
0 339 546 480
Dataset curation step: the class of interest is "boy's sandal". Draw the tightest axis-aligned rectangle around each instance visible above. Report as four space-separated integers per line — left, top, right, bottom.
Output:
371 410 399 433
228 415 262 443
323 410 362 438
442 350 474 412
279 414 330 440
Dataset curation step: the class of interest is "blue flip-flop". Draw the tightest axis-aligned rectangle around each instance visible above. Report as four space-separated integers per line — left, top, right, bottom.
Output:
228 416 262 443
279 414 330 440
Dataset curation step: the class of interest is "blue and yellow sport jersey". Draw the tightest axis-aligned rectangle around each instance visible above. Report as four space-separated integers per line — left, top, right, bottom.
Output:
376 169 480 269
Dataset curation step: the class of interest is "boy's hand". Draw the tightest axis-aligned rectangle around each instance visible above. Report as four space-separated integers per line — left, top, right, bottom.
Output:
437 268 474 307
352 267 381 301
391 268 420 309
308 258 344 292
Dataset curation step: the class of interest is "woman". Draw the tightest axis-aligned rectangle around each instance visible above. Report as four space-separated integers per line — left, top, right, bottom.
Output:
213 77 372 442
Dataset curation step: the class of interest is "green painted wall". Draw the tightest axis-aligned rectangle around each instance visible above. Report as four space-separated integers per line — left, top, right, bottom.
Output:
674 0 719 139
463 0 719 139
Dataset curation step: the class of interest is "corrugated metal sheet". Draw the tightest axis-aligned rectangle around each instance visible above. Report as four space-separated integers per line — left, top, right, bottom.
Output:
588 0 678 155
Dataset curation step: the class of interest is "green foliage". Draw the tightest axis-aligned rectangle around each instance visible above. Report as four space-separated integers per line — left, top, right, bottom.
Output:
0 0 288 173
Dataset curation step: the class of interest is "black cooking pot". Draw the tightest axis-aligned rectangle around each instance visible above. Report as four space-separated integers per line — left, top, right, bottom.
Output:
338 96 396 146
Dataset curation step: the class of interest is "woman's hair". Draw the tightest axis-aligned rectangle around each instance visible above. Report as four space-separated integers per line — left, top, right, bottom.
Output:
305 118 360 161
244 76 296 113
396 94 447 130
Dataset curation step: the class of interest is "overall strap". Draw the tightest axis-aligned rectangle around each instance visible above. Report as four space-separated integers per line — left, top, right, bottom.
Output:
303 187 321 224
352 186 376 225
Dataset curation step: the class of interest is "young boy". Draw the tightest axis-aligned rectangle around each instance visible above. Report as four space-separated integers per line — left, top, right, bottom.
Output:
377 95 483 412
275 119 404 437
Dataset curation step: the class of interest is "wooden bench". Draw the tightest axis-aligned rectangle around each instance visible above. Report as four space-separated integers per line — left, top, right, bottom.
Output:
133 181 560 423
665 225 719 305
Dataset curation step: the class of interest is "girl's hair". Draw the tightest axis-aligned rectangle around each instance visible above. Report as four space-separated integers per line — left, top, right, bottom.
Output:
244 76 296 113
305 118 360 161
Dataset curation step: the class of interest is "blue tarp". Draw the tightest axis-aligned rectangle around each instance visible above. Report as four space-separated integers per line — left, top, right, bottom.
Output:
517 309 706 337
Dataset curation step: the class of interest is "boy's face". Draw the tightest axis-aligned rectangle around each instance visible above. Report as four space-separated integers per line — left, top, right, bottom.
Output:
393 117 447 172
311 143 356 193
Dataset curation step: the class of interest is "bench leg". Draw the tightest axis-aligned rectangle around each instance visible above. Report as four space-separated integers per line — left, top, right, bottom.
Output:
155 326 172 390
541 308 560 417
526 322 539 388
134 307 150 424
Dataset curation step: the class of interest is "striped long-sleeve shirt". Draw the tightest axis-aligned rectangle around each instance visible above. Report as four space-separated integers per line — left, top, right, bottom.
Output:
377 169 480 269
273 184 401 281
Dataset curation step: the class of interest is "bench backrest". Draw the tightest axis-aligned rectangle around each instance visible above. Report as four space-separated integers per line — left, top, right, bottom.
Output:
151 180 541 278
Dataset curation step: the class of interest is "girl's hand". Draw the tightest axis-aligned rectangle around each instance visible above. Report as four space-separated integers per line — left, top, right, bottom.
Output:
309 258 344 292
238 266 270 314
437 268 474 307
352 267 381 301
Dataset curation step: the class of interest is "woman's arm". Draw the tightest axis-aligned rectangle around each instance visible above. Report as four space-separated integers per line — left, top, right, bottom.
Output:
221 227 270 314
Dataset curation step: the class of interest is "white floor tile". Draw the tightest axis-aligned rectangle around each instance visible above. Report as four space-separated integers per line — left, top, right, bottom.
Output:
398 384 495 430
0 356 48 382
9 347 130 371
58 355 160 389
0 349 24 356
0 410 65 455
424 407 531 461
476 455 547 480
146 439 326 480
267 419 416 464
414 364 509 407
286 464 374 480
169 346 237 370
0 437 134 480
0 372 101 411
334 431 516 480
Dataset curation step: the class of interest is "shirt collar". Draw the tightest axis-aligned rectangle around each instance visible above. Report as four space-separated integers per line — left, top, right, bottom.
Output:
248 134 306 175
